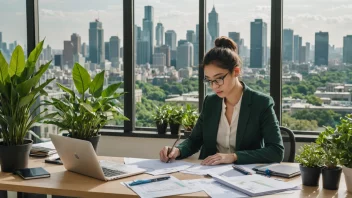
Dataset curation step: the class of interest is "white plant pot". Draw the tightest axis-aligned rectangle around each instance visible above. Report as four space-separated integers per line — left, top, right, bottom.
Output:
342 166 352 193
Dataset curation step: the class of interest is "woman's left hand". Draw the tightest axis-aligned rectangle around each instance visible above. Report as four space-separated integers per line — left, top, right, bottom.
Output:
201 153 237 166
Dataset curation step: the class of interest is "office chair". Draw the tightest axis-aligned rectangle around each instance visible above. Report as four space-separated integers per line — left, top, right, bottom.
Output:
280 126 296 162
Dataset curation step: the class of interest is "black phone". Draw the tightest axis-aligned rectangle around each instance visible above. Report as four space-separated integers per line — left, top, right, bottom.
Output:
14 167 50 180
45 158 63 165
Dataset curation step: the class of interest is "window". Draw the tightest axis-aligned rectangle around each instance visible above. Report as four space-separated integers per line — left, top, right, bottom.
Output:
39 0 124 137
0 1 27 61
134 0 199 128
205 1 271 96
282 1 352 131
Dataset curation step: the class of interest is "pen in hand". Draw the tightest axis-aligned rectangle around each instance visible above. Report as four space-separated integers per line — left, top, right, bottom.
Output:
166 133 181 163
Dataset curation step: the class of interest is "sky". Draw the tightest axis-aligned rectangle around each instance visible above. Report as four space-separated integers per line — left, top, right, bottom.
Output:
1 0 352 50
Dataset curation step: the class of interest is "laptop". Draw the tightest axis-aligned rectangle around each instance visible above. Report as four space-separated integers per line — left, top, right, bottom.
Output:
49 134 146 181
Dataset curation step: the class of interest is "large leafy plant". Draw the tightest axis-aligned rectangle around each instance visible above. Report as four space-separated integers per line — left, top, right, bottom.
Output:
334 114 352 168
316 126 340 169
0 40 54 145
152 104 170 125
43 63 128 139
167 105 184 125
295 143 325 168
182 104 199 131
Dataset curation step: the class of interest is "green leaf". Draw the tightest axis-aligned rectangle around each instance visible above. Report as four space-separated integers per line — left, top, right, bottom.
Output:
16 75 40 96
81 103 95 115
57 82 75 97
19 93 35 108
72 63 91 94
26 40 44 68
102 82 122 97
89 70 104 98
31 78 55 96
0 52 9 83
9 45 25 77
34 61 52 78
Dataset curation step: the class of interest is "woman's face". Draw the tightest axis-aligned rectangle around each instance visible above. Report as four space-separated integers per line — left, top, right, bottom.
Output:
204 64 237 98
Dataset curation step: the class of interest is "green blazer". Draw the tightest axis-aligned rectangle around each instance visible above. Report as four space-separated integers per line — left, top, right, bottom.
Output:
176 82 284 164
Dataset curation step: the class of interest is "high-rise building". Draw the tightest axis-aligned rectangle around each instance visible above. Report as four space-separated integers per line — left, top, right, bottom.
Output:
44 45 52 61
343 35 352 64
137 40 149 65
54 54 63 68
315 31 329 66
165 30 177 51
228 32 240 53
186 30 196 43
109 36 120 67
193 42 199 66
155 45 170 66
208 5 219 46
300 46 307 63
176 42 193 69
283 29 294 62
71 33 81 55
153 53 166 66
89 19 105 64
298 36 303 63
306 42 310 62
105 42 110 61
143 6 154 63
63 41 73 67
293 35 300 62
250 19 267 68
81 42 88 57
155 22 164 46
178 39 188 46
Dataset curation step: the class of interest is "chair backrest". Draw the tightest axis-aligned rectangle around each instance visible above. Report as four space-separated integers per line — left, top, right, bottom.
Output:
280 126 296 162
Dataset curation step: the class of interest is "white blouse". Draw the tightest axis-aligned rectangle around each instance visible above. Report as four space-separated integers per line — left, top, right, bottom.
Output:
216 95 243 154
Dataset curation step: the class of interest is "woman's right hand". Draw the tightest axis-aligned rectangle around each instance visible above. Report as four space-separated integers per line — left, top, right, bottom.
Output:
159 146 180 163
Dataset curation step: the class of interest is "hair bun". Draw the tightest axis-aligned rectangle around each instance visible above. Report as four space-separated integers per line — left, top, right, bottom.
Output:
214 36 238 52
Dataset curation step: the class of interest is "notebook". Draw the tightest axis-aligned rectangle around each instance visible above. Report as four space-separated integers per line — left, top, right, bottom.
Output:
212 174 298 197
254 164 301 178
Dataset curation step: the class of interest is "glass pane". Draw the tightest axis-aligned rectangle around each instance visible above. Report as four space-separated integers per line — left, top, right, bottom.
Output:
0 1 27 60
205 1 271 96
135 0 199 128
39 0 124 138
282 1 352 131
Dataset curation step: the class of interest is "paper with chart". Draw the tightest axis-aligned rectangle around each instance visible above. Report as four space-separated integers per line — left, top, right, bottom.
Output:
182 179 248 198
123 176 202 198
180 164 234 175
124 158 194 175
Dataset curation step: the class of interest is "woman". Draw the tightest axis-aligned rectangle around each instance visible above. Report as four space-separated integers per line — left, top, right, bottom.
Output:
159 36 284 165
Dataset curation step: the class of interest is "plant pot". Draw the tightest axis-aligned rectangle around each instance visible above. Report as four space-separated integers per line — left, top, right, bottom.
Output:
299 164 322 186
0 139 33 172
322 166 342 190
74 135 101 152
342 166 352 193
170 123 181 134
156 122 168 134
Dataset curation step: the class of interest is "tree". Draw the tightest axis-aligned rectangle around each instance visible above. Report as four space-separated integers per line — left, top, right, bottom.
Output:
306 95 323 106
282 113 318 131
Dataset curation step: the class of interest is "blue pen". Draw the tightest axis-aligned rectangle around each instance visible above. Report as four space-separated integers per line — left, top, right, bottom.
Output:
232 165 252 175
129 176 171 186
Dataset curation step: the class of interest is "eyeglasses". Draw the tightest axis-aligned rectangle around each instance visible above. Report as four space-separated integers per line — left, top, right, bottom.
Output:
203 72 229 86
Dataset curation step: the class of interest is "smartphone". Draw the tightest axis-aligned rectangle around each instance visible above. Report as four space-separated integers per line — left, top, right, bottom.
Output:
14 167 50 180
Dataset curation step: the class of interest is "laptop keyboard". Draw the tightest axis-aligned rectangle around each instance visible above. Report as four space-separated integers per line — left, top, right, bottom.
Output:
102 167 127 177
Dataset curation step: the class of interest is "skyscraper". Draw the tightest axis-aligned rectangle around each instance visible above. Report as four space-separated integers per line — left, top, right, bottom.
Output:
208 5 219 46
306 42 310 62
105 42 110 61
137 40 150 65
228 32 240 53
153 53 166 66
109 36 120 67
300 46 307 63
250 19 267 68
343 35 352 64
178 39 188 46
315 31 329 66
54 54 63 68
165 30 177 50
89 19 105 64
186 30 196 43
155 22 164 46
143 6 154 63
283 29 294 62
176 42 193 69
298 36 303 63
155 45 170 66
63 41 73 67
293 35 300 62
71 33 81 55
81 42 88 57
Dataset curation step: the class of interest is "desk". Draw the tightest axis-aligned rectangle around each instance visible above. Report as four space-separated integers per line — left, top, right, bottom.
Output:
0 157 350 198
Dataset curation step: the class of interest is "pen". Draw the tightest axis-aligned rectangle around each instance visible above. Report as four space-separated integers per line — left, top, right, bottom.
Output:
232 165 252 175
166 133 181 163
129 176 171 186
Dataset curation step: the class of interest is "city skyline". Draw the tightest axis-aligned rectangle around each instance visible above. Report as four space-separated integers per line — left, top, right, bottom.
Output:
1 0 352 49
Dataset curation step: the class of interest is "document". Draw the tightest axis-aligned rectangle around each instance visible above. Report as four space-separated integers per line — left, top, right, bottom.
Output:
182 179 248 198
124 158 194 175
123 176 202 198
180 164 234 175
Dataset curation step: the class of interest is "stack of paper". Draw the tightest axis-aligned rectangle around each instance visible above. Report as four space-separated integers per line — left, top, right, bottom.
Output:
124 158 194 175
30 141 57 157
180 164 234 176
123 175 202 198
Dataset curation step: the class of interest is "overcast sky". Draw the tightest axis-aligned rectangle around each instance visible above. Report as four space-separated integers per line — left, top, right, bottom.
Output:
1 0 352 49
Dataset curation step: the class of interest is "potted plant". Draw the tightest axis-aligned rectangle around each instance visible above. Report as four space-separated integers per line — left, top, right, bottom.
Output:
334 114 352 193
182 104 199 132
0 41 54 172
168 105 184 135
316 126 342 190
152 104 170 134
43 63 128 151
295 143 325 186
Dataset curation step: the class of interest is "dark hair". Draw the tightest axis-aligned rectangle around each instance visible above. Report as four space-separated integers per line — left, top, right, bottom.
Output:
202 36 241 73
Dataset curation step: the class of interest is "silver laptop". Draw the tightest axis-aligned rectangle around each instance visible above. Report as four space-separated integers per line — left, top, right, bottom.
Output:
50 134 146 181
